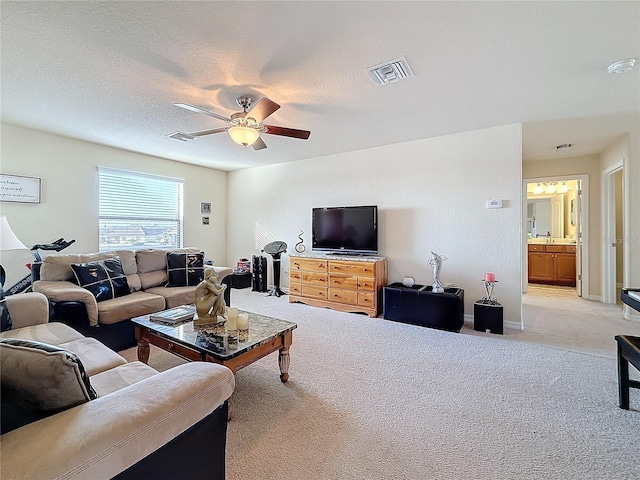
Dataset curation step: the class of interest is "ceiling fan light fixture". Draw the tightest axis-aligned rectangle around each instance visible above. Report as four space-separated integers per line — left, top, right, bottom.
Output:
228 126 260 146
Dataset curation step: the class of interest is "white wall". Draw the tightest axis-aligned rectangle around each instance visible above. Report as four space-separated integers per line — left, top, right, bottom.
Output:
228 124 524 325
0 123 227 287
600 131 640 295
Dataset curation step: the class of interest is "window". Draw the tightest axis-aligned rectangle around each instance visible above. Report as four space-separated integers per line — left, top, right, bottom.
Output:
98 167 184 252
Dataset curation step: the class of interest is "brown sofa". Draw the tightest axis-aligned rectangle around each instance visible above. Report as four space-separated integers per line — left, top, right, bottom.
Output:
1 292 235 479
33 248 232 351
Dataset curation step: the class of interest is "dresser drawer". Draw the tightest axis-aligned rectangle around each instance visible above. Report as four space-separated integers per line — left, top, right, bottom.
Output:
302 285 327 300
329 261 375 277
289 283 302 295
357 278 376 291
290 271 303 282
302 272 328 286
329 274 358 289
329 288 358 305
358 291 376 307
291 258 327 273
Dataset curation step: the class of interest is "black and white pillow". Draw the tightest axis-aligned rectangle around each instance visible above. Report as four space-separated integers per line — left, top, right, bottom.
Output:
166 252 204 287
70 257 130 302
0 338 97 433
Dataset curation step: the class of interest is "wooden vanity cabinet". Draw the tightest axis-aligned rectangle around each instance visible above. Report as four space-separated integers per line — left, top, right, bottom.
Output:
289 255 388 317
528 244 576 286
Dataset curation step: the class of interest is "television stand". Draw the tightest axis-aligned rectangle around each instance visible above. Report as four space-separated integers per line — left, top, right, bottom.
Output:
289 254 387 317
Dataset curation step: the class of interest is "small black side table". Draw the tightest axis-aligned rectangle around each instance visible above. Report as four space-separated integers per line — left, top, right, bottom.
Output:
473 301 503 334
231 272 251 289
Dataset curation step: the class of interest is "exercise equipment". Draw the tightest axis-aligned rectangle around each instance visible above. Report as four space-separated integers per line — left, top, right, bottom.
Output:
4 238 75 295
262 241 287 297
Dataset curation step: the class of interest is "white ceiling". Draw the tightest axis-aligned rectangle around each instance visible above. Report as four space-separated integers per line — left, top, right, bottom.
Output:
1 1 638 171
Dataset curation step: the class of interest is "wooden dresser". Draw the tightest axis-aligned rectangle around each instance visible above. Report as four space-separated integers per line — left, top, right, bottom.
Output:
528 243 576 286
289 255 388 317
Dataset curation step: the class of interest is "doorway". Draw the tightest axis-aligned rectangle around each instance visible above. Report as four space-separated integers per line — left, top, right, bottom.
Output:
522 175 589 299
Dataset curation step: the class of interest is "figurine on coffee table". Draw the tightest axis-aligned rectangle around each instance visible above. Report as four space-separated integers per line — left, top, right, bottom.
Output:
194 267 227 327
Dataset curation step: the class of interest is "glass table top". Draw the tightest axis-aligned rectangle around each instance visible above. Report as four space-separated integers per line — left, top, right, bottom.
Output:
132 309 297 360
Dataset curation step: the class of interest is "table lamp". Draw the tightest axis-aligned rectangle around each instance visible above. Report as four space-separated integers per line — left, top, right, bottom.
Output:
0 215 28 289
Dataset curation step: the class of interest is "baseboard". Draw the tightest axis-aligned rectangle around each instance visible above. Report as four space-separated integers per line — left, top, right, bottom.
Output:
586 294 602 302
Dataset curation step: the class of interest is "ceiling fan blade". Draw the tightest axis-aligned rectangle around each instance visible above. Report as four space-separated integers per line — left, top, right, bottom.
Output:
247 97 280 123
263 125 311 140
252 136 268 150
174 103 229 122
189 128 227 137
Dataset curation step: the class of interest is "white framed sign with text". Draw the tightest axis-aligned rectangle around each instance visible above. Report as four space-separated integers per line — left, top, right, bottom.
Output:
0 174 41 203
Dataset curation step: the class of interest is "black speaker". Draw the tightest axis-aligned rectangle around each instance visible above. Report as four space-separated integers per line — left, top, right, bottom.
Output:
251 255 268 292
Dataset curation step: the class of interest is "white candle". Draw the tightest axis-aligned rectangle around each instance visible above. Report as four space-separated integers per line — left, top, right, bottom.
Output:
226 313 237 331
238 313 249 330
228 307 238 318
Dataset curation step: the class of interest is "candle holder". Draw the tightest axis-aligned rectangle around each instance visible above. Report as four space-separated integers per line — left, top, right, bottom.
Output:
481 279 499 305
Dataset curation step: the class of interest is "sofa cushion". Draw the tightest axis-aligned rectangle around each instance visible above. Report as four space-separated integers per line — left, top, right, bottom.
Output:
96 291 165 325
0 338 97 432
40 252 115 282
167 252 204 287
57 337 127 376
138 270 167 290
90 361 158 397
0 289 12 332
0 322 85 345
71 257 130 302
145 285 196 309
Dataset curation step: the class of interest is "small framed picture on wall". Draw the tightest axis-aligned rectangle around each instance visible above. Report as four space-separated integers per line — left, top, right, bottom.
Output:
201 202 211 214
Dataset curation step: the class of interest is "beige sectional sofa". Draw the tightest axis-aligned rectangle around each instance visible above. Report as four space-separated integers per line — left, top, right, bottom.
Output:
1 292 235 480
32 248 232 351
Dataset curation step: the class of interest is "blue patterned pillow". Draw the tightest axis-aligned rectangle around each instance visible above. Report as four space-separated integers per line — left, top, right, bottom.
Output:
167 252 204 287
70 257 130 302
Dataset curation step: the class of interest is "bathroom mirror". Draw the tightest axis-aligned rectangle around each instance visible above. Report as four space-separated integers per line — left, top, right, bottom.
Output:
527 196 564 238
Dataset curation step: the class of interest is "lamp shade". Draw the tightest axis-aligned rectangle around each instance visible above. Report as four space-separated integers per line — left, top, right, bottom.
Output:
228 126 260 146
0 216 27 251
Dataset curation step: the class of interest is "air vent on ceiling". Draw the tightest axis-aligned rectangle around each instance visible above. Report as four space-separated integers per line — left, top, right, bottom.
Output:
367 56 414 86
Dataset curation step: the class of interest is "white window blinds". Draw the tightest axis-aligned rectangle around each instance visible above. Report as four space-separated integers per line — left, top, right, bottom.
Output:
98 167 184 252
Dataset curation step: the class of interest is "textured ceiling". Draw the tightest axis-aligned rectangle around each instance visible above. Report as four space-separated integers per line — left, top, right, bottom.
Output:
1 1 638 171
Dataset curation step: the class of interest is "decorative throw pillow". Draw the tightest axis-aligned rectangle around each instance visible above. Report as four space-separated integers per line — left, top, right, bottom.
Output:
70 257 130 302
167 252 204 287
0 287 12 332
0 338 97 433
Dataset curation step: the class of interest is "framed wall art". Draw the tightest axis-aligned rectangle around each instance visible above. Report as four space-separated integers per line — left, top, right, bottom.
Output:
0 174 41 204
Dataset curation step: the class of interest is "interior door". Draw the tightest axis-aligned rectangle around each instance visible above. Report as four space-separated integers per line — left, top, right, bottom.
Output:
575 181 583 297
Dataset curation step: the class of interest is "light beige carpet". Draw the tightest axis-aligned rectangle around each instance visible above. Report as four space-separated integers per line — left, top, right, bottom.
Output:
121 289 640 480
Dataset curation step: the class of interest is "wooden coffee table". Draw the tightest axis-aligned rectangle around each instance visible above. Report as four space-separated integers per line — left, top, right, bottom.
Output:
132 309 297 416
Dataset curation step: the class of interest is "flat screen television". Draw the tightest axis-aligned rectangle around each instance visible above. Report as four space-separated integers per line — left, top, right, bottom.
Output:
312 205 378 255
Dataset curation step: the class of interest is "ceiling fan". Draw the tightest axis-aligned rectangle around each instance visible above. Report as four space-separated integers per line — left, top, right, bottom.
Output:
167 96 311 151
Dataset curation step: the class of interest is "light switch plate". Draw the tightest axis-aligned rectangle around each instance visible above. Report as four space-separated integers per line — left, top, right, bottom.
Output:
486 199 503 209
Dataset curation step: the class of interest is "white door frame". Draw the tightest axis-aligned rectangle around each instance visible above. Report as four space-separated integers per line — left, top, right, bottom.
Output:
602 160 624 304
522 174 589 298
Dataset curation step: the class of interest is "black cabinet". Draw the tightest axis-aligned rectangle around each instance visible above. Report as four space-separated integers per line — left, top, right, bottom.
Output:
231 272 252 289
383 283 464 332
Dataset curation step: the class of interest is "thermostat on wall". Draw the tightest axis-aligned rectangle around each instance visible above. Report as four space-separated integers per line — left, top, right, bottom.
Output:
486 199 503 209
